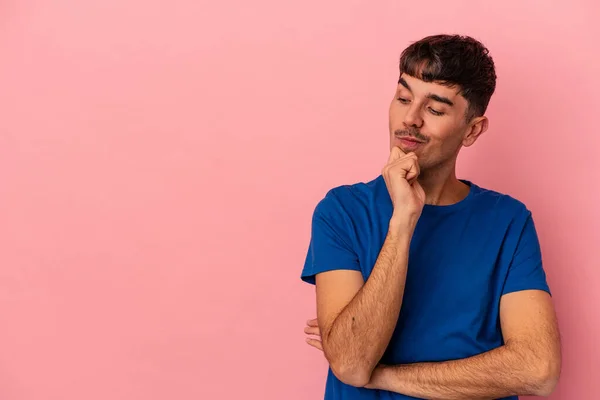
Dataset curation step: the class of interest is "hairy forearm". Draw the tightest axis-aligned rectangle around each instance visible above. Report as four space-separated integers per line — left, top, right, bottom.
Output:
366 340 557 399
324 226 412 386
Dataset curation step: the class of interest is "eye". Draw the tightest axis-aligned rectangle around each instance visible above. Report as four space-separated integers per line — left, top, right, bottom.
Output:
428 107 444 116
397 97 411 104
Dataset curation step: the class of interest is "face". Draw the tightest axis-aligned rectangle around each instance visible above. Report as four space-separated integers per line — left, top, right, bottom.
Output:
388 73 488 171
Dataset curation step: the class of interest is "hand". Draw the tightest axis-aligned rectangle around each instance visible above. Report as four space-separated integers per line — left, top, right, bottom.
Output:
304 318 323 352
382 147 425 227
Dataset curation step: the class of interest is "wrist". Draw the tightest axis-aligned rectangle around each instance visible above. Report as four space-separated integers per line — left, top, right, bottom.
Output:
389 214 418 235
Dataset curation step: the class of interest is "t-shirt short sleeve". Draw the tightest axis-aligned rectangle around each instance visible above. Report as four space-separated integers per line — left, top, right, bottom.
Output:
502 210 551 296
301 193 362 285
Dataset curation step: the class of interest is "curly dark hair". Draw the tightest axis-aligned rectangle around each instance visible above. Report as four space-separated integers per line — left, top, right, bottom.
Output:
399 34 497 120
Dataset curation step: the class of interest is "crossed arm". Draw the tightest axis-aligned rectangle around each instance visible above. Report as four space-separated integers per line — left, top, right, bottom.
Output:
313 229 412 387
308 269 561 399
364 289 561 399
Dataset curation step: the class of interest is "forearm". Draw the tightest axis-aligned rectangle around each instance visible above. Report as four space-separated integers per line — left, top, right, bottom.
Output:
324 225 412 384
366 341 554 399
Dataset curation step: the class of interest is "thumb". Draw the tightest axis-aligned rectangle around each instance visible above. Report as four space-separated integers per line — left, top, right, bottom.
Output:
387 146 404 164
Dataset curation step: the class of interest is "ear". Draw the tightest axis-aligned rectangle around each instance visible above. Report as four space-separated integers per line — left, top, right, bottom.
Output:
463 115 489 147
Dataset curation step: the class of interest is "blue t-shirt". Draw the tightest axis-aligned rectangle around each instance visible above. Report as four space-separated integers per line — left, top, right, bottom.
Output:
301 175 550 400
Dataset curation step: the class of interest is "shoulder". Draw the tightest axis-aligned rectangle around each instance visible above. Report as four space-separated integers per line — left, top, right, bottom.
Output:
312 175 382 217
469 182 534 225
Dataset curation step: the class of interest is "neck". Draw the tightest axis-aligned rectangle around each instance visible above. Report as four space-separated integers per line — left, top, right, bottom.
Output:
418 162 470 206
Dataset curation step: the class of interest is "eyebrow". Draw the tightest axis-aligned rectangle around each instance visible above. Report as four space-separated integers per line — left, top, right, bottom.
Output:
427 93 454 107
398 77 455 107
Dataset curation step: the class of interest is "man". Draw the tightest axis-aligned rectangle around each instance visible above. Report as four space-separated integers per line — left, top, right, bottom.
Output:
300 34 561 400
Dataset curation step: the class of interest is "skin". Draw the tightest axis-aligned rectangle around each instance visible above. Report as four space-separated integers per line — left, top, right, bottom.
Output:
304 73 561 398
313 148 422 387
389 73 488 205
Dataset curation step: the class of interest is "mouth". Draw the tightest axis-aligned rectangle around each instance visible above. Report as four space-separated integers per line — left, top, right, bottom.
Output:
396 136 425 151
397 137 424 144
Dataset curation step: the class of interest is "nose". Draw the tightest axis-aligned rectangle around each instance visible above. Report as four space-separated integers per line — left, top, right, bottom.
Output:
403 104 424 129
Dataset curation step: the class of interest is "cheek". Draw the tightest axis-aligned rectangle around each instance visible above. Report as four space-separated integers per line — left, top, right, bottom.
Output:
389 103 405 124
425 116 453 136
422 121 465 156
426 117 466 144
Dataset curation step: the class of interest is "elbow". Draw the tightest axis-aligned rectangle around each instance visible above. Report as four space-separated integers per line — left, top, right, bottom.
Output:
329 360 373 387
529 358 561 397
321 333 377 387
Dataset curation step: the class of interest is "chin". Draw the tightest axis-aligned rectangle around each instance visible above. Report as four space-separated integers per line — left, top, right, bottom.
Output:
391 140 426 155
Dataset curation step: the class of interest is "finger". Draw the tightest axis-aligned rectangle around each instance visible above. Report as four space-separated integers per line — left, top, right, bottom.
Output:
390 151 416 166
387 146 405 164
404 155 420 183
387 147 399 164
390 152 420 182
383 147 408 178
304 326 321 335
306 318 319 327
306 338 324 351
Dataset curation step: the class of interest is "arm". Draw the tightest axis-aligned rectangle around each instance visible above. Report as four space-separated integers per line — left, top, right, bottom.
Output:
365 289 562 399
316 224 413 387
316 148 424 387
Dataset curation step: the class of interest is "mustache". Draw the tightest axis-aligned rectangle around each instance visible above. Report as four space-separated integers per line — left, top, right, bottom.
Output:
394 128 428 142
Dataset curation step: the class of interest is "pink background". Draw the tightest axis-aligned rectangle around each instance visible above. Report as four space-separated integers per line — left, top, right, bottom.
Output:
0 1 598 399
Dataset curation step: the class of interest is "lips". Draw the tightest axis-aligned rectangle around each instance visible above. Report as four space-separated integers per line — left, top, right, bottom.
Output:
398 137 424 144
397 137 424 151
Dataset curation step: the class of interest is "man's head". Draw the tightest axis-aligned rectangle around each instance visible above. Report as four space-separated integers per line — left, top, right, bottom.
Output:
389 34 496 171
